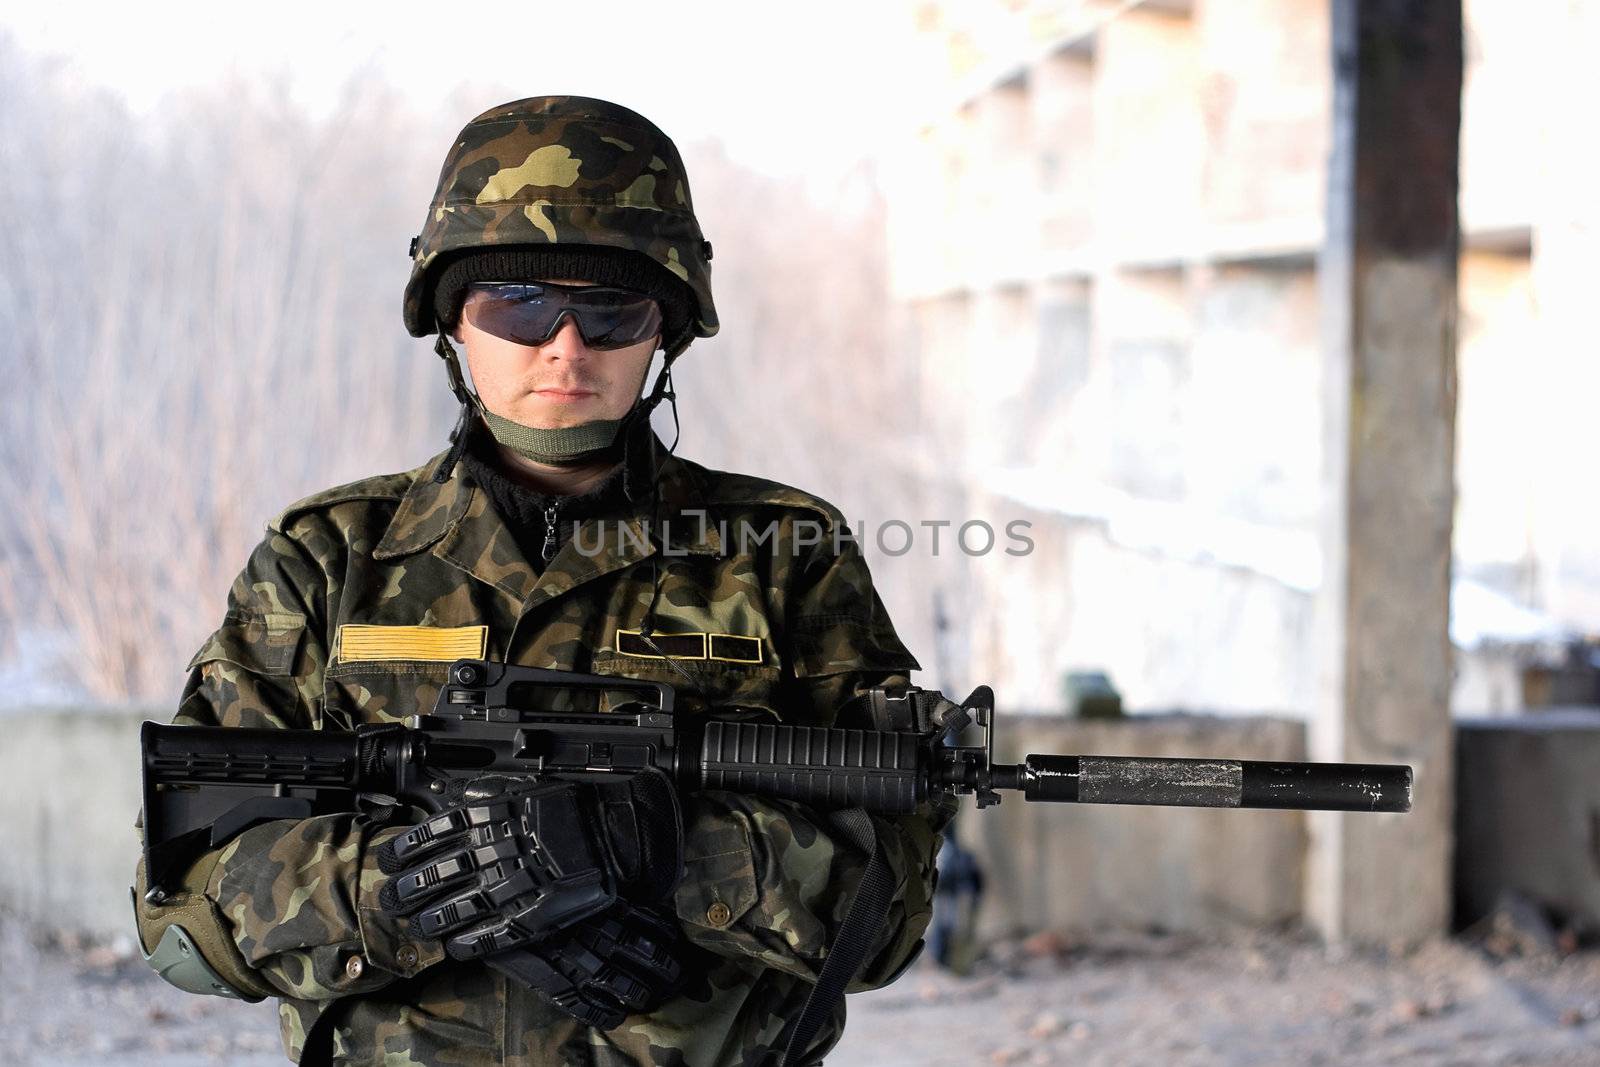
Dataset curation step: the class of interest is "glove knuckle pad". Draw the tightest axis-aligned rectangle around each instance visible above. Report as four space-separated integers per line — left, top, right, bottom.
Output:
380 772 685 980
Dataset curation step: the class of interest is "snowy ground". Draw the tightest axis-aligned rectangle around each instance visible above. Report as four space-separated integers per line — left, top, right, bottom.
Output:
3 912 1597 1067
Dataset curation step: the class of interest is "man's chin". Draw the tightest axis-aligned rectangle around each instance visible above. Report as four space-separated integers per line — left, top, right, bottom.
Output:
510 400 614 428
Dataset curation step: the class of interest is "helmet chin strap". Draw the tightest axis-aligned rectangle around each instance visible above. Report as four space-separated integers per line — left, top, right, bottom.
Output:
431 331 684 486
480 410 625 468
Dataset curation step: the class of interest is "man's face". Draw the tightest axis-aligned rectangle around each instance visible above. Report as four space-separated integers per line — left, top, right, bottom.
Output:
452 279 659 429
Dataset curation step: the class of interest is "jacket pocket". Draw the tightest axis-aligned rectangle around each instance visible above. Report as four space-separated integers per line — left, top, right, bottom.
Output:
674 799 761 937
589 652 783 721
186 610 307 677
324 660 452 727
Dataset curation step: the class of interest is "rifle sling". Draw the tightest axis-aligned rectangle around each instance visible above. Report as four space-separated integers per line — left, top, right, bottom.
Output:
780 807 893 1067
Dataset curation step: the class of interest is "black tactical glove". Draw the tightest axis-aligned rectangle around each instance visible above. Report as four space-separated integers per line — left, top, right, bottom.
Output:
490 904 692 1030
375 771 683 961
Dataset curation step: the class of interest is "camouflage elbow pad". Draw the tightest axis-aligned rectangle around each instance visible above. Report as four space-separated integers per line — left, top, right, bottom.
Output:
132 851 276 1002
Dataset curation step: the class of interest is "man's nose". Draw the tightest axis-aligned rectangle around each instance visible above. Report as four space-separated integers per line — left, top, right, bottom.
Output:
537 315 591 358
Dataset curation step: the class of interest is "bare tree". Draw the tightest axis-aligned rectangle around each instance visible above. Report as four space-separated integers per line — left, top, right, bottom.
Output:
0 39 457 702
0 40 921 705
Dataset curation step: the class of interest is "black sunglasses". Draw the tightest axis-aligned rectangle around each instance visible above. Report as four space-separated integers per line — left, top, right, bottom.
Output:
461 282 663 351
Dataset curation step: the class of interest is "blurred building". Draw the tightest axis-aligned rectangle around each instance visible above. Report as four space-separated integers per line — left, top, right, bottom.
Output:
883 0 1599 717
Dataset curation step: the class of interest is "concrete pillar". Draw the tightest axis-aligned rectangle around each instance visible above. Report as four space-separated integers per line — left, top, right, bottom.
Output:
1093 8 1203 262
970 79 1033 285
1308 0 1462 943
1096 266 1191 502
1030 45 1095 256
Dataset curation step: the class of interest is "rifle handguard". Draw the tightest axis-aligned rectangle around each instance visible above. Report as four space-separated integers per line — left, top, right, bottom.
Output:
698 722 925 814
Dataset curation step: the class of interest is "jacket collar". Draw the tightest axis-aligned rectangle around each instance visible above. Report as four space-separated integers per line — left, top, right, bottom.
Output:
373 450 467 561
373 442 721 609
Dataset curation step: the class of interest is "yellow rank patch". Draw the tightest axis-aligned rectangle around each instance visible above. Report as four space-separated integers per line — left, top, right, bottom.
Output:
335 624 488 664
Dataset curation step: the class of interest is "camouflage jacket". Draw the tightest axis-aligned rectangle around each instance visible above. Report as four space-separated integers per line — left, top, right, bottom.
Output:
133 444 949 1066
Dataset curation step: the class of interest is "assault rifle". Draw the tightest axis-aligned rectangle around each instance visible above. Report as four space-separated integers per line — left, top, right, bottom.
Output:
140 659 1411 904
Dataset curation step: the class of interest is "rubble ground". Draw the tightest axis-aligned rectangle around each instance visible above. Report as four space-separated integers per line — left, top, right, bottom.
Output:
838 929 1600 1067
4 911 1598 1066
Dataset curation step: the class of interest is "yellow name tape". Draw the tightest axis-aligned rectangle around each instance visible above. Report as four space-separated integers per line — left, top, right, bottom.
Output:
336 624 488 664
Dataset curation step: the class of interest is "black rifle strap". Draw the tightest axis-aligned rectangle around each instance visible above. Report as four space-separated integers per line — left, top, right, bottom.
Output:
296 1002 342 1066
779 807 893 1067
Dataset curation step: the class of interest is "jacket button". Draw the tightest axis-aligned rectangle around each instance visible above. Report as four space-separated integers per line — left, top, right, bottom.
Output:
397 945 420 968
706 901 732 928
345 954 366 980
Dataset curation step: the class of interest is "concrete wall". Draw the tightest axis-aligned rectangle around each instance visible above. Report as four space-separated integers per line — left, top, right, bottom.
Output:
1455 711 1600 931
964 712 1308 937
26 704 1592 943
2 707 1309 943
963 499 1317 716
0 708 151 941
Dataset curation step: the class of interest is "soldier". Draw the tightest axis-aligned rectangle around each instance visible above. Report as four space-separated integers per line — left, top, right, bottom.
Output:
132 95 950 1066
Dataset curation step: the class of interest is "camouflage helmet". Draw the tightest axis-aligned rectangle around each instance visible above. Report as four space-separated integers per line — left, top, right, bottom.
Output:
402 96 718 353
